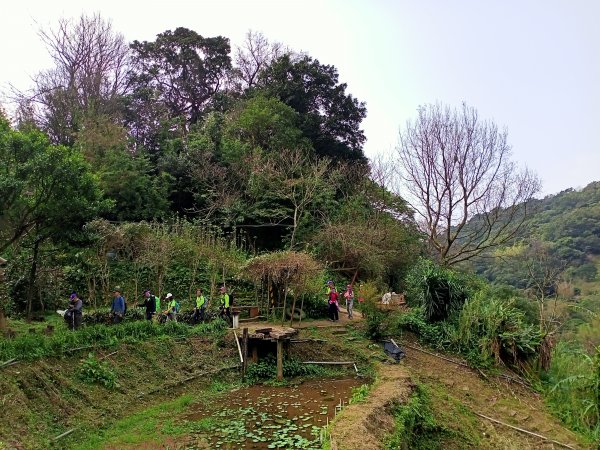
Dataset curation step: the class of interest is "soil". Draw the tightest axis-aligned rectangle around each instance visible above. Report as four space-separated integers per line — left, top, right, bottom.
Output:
329 364 413 450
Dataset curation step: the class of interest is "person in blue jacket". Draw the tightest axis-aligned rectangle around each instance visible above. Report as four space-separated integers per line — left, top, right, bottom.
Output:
110 286 125 324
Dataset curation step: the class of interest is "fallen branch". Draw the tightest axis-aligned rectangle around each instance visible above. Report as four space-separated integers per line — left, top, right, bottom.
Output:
473 411 575 449
302 361 355 365
99 351 118 360
136 364 239 398
0 358 17 368
233 330 244 364
402 342 471 369
52 428 77 441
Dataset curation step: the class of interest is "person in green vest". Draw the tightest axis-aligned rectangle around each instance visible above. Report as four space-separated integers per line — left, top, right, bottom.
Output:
193 288 206 324
218 286 231 324
163 293 177 322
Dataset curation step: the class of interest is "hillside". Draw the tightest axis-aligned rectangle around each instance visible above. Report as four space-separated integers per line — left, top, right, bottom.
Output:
470 181 600 287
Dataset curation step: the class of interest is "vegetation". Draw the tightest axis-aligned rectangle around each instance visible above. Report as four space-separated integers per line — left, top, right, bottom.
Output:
1 11 599 449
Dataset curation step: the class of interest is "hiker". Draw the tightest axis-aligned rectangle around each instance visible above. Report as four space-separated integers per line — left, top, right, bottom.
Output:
164 293 177 322
219 286 231 324
328 287 340 322
65 292 83 330
344 284 355 319
193 288 206 324
110 287 125 324
137 290 157 321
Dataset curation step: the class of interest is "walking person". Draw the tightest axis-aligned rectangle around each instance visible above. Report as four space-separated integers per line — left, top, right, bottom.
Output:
344 284 355 319
137 290 157 321
193 288 206 324
65 292 83 330
110 287 125 324
219 286 231 324
164 293 177 322
328 287 339 322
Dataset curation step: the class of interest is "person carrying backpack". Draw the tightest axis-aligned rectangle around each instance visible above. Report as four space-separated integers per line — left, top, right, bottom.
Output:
163 293 177 322
137 290 157 321
194 288 206 324
65 292 83 330
110 287 125 324
219 286 231 324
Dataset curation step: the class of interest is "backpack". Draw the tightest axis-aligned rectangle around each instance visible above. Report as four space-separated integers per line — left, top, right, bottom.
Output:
175 301 180 313
123 297 128 315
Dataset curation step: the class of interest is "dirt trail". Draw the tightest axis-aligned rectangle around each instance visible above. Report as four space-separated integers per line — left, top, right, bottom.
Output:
329 364 413 450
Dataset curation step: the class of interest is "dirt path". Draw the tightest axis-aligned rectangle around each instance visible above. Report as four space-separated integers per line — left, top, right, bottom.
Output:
294 306 364 329
329 363 413 450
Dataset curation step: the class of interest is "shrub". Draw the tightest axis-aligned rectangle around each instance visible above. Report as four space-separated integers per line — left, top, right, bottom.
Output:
79 353 117 388
453 291 542 367
405 259 478 322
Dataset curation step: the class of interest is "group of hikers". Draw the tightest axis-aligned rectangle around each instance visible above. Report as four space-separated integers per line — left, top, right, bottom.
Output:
326 280 356 322
64 280 356 330
64 285 232 330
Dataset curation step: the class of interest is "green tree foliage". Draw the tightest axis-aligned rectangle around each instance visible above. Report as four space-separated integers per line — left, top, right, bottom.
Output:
0 117 105 253
130 27 232 127
258 54 367 162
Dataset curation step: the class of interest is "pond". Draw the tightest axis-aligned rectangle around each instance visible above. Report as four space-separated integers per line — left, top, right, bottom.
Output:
183 377 363 449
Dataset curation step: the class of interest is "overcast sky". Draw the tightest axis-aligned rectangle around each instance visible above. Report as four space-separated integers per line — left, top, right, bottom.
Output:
1 0 598 197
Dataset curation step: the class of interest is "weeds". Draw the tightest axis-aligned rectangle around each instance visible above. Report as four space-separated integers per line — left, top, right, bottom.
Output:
544 341 600 442
0 319 228 361
78 353 117 389
246 355 331 382
385 383 442 450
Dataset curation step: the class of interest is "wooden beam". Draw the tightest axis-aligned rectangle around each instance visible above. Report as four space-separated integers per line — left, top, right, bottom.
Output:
233 330 244 364
276 338 284 381
242 328 249 377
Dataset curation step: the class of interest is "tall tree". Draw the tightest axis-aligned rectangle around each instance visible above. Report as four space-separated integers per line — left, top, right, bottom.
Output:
258 55 367 162
396 103 540 266
0 117 105 319
233 30 286 90
18 14 130 146
129 28 231 127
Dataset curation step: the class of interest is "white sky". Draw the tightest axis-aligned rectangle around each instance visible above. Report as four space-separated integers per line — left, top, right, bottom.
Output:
2 0 599 196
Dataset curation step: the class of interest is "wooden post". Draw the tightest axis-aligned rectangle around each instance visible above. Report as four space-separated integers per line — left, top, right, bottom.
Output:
252 344 258 363
242 328 249 377
276 338 284 381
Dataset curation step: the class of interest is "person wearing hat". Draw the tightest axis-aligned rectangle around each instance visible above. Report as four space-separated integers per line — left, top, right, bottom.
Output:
110 287 125 324
137 290 157 321
66 292 83 330
218 286 231 324
163 293 177 322
343 284 355 319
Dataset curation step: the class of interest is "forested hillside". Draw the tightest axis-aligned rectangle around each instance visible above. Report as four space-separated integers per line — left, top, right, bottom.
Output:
471 181 600 287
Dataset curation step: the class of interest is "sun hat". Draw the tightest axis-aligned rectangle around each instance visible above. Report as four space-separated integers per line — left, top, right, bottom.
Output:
166 293 173 299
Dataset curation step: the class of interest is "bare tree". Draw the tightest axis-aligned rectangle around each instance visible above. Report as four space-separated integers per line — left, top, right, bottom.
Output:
233 30 287 90
16 14 130 145
253 149 330 249
396 103 540 266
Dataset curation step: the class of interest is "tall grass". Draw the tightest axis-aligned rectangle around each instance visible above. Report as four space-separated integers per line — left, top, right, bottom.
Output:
453 292 542 367
0 320 227 361
545 341 600 442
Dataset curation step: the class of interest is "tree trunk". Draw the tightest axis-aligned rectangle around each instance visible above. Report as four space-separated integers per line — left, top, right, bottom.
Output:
0 310 7 331
26 238 41 321
289 294 298 328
